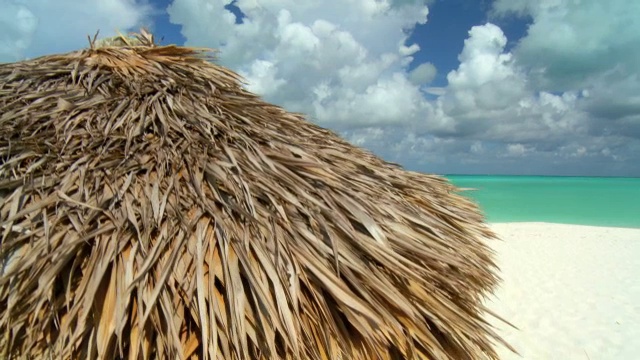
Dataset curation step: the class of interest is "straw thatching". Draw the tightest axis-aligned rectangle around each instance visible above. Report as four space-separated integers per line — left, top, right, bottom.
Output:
0 30 512 359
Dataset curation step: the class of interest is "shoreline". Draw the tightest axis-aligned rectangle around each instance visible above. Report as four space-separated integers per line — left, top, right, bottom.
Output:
488 221 640 230
483 222 640 359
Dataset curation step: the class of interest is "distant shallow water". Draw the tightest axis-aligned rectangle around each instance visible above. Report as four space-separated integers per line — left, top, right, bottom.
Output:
445 175 640 229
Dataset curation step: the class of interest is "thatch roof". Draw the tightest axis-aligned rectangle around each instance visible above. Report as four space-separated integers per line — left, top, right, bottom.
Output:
0 30 512 359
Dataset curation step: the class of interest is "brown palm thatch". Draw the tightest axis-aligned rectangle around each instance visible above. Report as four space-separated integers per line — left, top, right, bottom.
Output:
0 30 513 359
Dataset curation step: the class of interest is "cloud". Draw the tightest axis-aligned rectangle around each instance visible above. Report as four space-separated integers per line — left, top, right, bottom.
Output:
441 23 527 114
0 2 38 62
167 0 640 175
0 0 153 63
484 0 640 174
374 19 638 175
168 0 433 129
240 59 287 96
491 0 640 134
408 62 437 85
425 23 589 144
492 0 640 91
505 143 532 157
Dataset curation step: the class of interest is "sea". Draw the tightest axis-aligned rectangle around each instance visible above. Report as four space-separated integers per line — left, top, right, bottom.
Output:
445 175 640 229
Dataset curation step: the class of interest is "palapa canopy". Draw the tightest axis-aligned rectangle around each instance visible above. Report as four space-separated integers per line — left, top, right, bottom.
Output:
0 30 512 359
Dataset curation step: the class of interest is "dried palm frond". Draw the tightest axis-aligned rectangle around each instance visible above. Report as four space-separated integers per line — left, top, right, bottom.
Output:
92 28 155 48
0 30 513 359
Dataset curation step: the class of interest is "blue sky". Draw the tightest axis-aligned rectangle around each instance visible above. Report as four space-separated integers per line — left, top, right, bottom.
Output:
2 0 639 176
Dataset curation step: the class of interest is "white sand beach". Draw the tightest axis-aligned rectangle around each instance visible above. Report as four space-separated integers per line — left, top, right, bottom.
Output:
485 222 640 360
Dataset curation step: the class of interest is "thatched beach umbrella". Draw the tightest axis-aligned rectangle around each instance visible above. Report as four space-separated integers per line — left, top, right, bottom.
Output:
0 30 511 359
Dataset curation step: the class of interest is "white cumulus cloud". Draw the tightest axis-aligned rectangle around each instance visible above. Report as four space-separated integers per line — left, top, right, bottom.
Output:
168 0 433 128
408 62 437 85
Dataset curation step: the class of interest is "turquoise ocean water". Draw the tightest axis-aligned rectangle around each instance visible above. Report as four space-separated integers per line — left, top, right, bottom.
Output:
445 175 640 229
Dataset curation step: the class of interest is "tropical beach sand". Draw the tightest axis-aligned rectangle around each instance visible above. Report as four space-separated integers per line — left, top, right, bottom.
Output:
485 222 640 359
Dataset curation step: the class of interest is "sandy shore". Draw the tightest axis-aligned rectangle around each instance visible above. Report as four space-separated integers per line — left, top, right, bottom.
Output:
484 222 640 359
